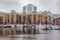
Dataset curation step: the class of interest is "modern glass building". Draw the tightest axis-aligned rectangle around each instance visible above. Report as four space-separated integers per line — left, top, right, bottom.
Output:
23 4 37 14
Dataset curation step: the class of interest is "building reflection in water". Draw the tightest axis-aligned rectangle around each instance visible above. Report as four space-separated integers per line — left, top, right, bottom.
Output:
23 35 36 40
9 35 36 40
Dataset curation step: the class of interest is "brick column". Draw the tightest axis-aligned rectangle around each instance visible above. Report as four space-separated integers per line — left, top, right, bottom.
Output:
55 20 57 25
21 15 23 23
31 14 34 23
41 14 45 24
36 14 38 23
9 15 11 24
14 14 16 24
47 15 50 24
3 15 5 24
25 15 28 23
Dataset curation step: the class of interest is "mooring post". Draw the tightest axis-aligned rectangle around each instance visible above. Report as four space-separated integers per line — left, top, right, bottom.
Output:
13 25 16 35
34 24 36 34
2 25 5 36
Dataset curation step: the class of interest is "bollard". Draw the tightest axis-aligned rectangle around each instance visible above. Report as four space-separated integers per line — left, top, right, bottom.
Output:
19 26 21 34
9 28 11 35
23 27 25 34
13 28 16 35
45 25 48 30
27 27 31 34
2 28 6 36
34 27 36 34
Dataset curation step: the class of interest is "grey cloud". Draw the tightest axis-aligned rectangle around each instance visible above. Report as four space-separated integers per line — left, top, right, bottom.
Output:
39 0 60 14
0 0 20 7
0 0 20 12
0 0 60 14
56 0 60 13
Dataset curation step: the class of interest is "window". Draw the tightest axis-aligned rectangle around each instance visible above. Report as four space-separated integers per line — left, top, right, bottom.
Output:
28 15 31 24
34 7 37 10
34 15 36 24
38 15 40 24
23 7 26 10
0 16 3 24
11 15 14 24
16 15 20 24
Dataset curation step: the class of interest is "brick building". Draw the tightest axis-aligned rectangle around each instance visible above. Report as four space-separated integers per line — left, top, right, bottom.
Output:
0 12 51 25
53 17 60 25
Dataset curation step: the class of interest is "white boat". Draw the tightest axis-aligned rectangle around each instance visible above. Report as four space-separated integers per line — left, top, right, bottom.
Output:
40 25 46 30
53 25 60 30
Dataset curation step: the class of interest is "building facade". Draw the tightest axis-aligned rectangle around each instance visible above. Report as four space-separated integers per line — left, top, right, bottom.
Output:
52 14 60 25
53 17 60 25
23 4 37 14
0 12 51 25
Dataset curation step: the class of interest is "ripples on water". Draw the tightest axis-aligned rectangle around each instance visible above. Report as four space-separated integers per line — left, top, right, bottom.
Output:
0 30 60 40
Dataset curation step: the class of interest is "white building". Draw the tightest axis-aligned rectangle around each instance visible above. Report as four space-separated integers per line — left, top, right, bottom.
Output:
23 4 37 14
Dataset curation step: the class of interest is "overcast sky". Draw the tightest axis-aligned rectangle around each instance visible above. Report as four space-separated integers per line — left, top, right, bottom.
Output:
0 0 60 14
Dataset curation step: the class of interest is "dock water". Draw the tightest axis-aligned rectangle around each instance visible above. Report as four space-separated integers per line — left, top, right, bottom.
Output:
0 24 52 36
0 26 40 36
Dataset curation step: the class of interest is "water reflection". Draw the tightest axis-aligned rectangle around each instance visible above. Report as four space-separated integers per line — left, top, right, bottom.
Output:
23 35 36 40
0 30 60 40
